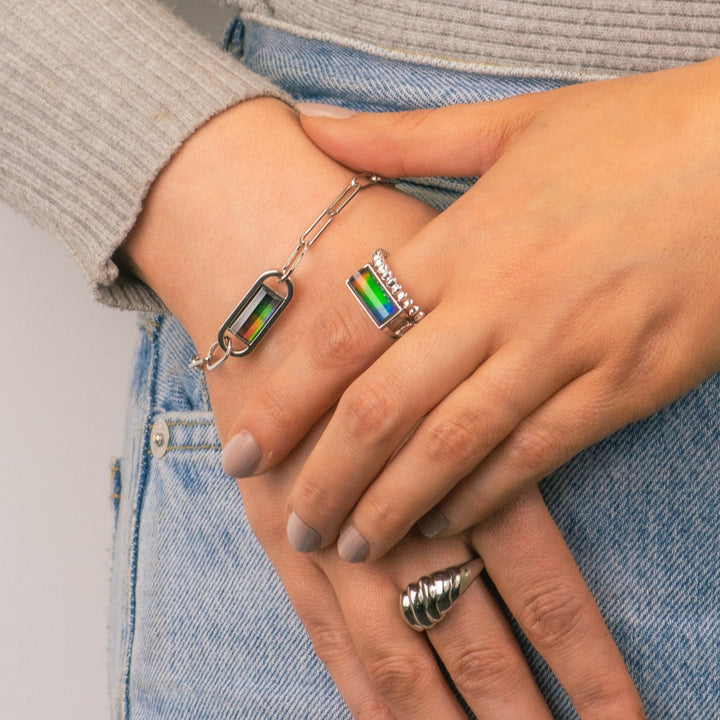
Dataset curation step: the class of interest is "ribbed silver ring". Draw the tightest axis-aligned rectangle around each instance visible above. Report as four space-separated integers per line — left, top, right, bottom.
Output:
370 248 425 335
400 558 485 631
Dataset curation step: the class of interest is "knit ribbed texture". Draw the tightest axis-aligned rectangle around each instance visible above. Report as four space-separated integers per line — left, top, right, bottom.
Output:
255 0 720 78
3 1 720 309
0 1 287 310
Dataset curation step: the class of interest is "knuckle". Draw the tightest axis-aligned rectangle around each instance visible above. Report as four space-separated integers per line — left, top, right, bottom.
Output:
360 491 408 538
353 697 394 720
392 108 433 133
309 305 367 373
252 381 294 436
294 473 339 518
423 413 482 469
386 109 434 176
517 581 586 650
306 622 354 669
508 424 563 476
301 617 395 720
365 646 434 703
341 379 399 445
448 644 521 696
575 682 646 720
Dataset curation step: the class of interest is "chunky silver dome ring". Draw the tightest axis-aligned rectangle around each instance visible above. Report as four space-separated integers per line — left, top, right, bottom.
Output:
400 558 485 631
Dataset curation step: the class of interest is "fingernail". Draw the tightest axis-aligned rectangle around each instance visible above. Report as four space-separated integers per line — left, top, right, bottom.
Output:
417 508 449 538
295 102 356 119
221 431 261 478
337 525 369 563
287 511 321 553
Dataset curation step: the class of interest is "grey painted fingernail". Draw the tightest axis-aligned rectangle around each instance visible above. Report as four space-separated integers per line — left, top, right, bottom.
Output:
295 102 356 119
417 508 449 538
337 525 370 563
221 431 261 478
287 511 321 553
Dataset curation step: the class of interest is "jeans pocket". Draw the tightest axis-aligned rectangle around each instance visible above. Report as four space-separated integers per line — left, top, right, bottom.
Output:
111 409 346 719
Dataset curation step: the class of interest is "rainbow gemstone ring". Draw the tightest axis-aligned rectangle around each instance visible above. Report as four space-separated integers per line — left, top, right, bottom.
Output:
346 248 425 338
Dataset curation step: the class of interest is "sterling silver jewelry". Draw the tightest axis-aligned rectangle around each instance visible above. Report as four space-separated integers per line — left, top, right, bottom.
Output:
347 248 425 338
189 173 384 371
400 558 484 631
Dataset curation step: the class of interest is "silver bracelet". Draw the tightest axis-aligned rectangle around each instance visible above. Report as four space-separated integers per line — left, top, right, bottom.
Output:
189 173 384 371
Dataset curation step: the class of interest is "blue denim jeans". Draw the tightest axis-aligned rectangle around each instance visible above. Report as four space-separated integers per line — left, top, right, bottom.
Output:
109 18 720 719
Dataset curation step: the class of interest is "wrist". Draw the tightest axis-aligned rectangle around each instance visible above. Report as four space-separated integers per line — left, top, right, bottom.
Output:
118 97 437 440
119 97 331 323
120 97 407 334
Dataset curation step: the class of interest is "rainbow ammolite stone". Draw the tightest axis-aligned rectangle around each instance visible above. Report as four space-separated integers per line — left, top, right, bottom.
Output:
346 264 402 330
220 270 294 356
347 248 424 338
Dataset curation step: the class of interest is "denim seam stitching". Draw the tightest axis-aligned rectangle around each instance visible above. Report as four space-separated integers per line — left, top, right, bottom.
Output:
145 444 221 454
122 316 163 720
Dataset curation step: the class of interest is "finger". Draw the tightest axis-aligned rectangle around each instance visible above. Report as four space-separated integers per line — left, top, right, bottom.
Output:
432 367 640 534
471 486 645 717
338 338 583 560
221 296 390 479
297 90 559 178
221 197 440 481
286 291 498 556
278 556 395 718
322 539 553 719
318 551 470 719
427 580 552 718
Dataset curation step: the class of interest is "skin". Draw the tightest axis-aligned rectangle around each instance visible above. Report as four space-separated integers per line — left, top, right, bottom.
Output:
223 58 720 563
119 97 643 716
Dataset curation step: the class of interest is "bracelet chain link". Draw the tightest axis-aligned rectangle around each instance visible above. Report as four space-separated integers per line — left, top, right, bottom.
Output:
189 173 384 371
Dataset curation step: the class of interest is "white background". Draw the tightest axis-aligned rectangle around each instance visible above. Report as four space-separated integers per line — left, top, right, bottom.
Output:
0 3 232 718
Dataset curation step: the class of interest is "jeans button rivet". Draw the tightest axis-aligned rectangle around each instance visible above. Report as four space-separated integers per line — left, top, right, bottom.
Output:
149 418 169 459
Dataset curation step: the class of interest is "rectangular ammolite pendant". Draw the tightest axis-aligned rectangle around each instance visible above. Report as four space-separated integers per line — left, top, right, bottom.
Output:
346 264 401 329
219 270 294 356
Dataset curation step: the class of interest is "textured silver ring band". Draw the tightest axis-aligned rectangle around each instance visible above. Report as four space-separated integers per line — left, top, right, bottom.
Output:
346 247 425 338
400 558 485 631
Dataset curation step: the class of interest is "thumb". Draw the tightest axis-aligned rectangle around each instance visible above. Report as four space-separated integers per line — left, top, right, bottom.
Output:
297 93 554 178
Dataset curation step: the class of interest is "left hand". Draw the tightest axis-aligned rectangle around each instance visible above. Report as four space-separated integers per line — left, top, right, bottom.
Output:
224 58 720 562
244 436 644 718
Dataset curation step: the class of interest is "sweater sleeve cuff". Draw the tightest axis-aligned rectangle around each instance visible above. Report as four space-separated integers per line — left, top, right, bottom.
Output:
0 1 290 311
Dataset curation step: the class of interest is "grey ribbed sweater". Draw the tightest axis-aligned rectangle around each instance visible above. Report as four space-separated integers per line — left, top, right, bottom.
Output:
2 1 720 309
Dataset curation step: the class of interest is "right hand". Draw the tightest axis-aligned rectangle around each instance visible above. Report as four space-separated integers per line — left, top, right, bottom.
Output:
119 97 643 717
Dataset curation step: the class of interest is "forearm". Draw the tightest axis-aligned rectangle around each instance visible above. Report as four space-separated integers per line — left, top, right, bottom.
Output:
0 0 287 310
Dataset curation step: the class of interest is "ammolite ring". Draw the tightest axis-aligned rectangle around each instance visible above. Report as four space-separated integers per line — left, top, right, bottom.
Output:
400 558 485 631
347 248 425 338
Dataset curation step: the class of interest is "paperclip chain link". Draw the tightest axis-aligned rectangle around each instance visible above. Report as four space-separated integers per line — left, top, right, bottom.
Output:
279 173 382 281
189 173 384 370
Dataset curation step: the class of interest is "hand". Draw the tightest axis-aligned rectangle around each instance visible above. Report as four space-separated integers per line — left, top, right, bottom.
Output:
120 98 643 716
253 441 644 718
222 58 720 562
